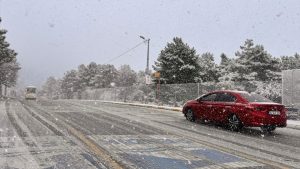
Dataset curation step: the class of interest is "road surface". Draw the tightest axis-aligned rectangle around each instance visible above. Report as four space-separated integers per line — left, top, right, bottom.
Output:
0 98 300 169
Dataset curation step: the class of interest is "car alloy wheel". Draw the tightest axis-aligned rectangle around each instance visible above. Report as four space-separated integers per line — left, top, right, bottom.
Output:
228 114 242 131
186 109 195 122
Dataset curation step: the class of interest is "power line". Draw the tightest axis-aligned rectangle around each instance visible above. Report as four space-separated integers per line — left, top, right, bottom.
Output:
105 40 146 64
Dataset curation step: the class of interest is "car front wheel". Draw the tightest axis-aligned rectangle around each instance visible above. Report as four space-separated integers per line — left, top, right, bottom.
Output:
186 109 195 122
228 114 243 131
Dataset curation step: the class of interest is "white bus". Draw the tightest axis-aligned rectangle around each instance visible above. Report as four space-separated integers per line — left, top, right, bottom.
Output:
25 86 37 100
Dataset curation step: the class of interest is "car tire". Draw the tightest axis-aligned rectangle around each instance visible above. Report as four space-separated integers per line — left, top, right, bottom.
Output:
261 125 276 133
228 114 243 132
186 109 195 122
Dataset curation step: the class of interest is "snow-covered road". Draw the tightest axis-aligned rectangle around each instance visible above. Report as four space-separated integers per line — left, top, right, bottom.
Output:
1 99 300 169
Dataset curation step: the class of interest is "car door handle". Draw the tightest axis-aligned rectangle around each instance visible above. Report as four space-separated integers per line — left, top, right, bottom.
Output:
207 105 212 108
225 106 231 108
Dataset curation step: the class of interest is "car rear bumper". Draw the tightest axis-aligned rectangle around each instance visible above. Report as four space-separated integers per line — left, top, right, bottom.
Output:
243 114 287 127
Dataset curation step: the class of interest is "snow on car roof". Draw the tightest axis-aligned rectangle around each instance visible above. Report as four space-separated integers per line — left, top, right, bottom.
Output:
213 90 249 94
26 86 37 88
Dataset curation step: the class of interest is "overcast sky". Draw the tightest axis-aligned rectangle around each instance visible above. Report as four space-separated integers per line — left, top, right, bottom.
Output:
1 0 300 87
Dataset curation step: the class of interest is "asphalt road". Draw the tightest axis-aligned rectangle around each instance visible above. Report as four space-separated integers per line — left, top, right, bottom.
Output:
0 99 300 169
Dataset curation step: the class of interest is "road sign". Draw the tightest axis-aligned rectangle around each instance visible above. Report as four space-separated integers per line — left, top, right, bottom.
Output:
154 72 160 78
145 75 151 85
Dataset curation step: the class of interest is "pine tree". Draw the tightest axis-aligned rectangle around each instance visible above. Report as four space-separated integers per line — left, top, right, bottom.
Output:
198 52 219 82
281 53 300 70
234 39 280 82
153 37 200 84
41 76 61 99
86 62 98 87
99 64 118 88
77 64 89 89
61 70 80 99
116 65 137 87
220 53 229 66
0 18 20 96
217 53 237 82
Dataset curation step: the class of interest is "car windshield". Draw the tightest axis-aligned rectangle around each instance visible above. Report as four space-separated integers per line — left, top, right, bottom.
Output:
26 88 36 93
240 93 273 103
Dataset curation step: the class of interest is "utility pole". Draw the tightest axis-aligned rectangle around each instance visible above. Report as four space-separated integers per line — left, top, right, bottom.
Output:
139 36 150 75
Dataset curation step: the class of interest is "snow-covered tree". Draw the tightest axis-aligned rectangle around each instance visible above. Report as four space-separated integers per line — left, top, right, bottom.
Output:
217 53 238 87
91 64 118 88
281 53 300 70
86 62 98 87
61 70 81 99
198 52 219 82
0 18 20 96
41 76 61 99
0 20 16 66
153 37 200 84
234 39 281 82
136 71 146 84
116 65 137 87
77 64 89 89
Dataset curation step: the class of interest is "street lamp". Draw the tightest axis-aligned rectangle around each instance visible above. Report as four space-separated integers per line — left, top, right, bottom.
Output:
173 75 177 106
110 82 116 101
139 35 150 75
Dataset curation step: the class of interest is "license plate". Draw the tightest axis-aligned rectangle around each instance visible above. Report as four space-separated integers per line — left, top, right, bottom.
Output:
269 111 280 115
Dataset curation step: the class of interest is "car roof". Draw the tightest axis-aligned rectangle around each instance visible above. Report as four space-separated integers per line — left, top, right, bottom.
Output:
26 86 37 89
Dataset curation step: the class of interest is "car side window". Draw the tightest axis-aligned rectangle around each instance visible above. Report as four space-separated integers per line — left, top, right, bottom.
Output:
215 93 236 102
200 93 217 102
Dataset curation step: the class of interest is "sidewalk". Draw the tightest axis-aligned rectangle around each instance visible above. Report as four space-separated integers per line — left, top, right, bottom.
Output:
287 120 300 130
99 100 300 130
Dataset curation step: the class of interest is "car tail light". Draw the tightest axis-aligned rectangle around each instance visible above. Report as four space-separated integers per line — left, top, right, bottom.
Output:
245 105 262 111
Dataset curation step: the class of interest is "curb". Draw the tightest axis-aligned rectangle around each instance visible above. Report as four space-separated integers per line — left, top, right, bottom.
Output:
99 101 182 112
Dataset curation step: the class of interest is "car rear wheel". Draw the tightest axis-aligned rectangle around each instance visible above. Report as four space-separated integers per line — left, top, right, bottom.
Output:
228 114 242 131
186 109 195 122
261 125 276 133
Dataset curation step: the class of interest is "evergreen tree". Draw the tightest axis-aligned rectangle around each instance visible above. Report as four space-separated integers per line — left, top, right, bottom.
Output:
77 64 89 89
41 76 61 99
86 62 98 87
99 64 118 88
0 18 20 96
61 70 80 99
153 37 200 84
220 53 229 66
281 53 300 70
0 59 20 87
198 52 219 82
0 26 16 65
116 65 137 87
217 53 238 82
234 39 280 82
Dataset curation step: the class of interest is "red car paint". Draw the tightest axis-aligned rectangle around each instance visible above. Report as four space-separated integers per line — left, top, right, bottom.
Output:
182 90 287 128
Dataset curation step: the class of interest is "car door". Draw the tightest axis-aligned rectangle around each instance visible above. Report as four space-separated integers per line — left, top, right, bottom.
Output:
212 92 237 122
195 93 218 120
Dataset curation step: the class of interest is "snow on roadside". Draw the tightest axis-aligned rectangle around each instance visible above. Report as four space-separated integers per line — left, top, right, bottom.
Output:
287 120 300 127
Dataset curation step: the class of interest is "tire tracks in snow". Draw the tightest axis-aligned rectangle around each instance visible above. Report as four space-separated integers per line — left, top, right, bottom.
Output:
22 100 125 169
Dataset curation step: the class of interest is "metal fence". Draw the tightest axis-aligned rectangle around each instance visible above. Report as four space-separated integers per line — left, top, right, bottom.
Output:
282 69 300 118
81 81 282 107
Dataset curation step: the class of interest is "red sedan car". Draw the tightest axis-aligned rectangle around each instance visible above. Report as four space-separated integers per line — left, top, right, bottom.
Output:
182 90 287 132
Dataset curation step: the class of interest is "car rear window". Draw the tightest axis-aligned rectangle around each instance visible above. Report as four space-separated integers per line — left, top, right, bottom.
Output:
240 93 272 103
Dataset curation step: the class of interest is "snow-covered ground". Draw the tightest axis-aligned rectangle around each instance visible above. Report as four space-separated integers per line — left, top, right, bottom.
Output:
2 99 300 168
287 120 300 129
